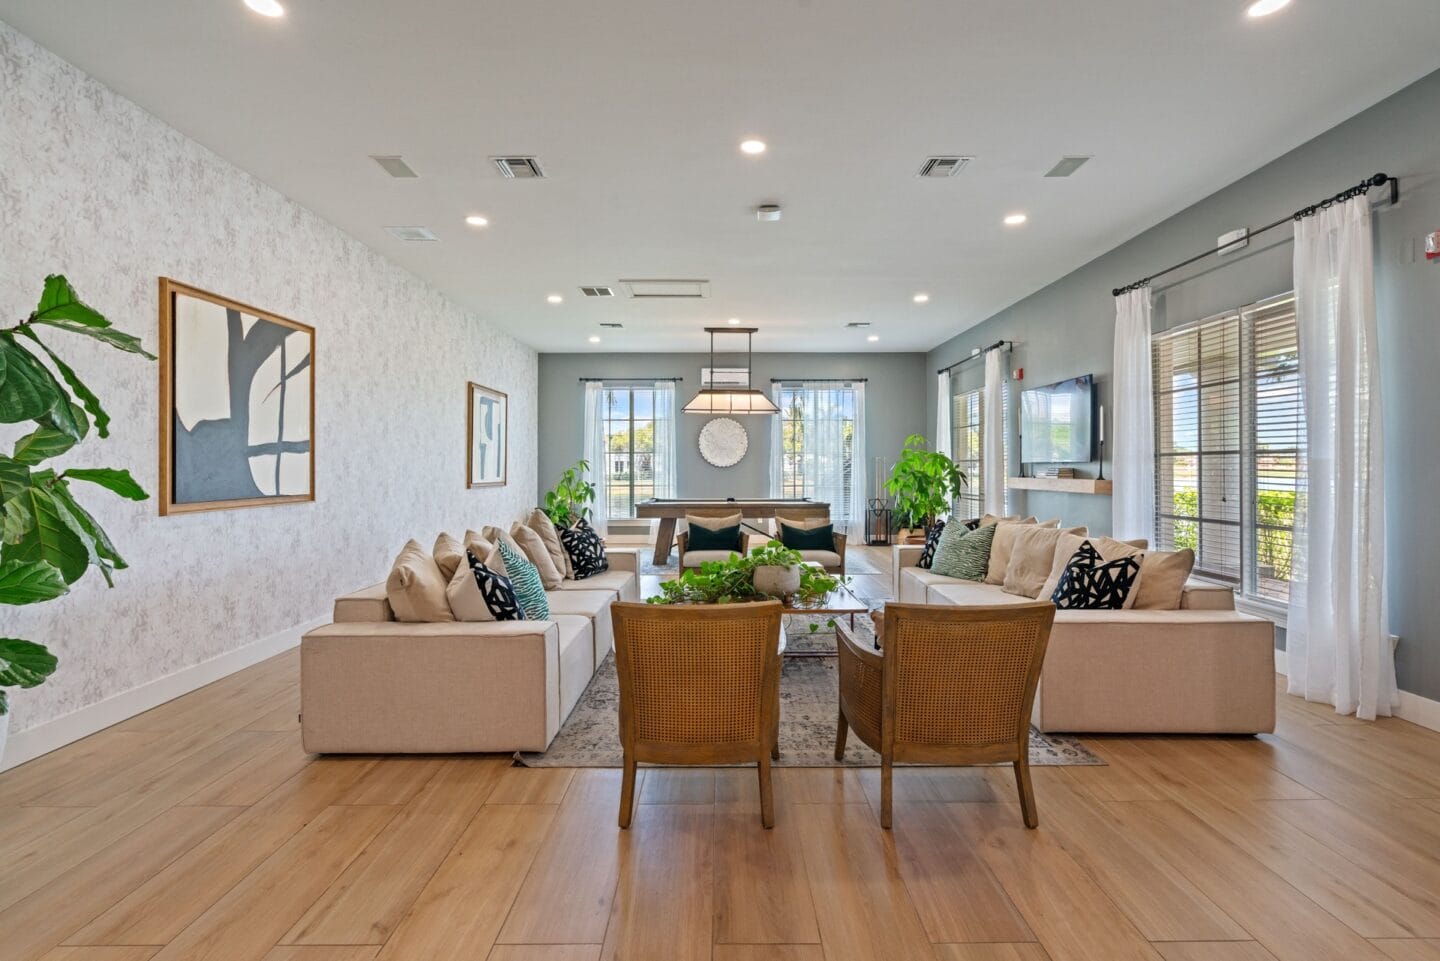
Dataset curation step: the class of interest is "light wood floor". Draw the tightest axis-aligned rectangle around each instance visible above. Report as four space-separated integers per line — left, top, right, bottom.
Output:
4 546 1440 961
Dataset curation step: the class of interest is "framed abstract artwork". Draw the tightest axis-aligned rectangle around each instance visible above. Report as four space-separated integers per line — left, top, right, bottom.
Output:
158 278 315 515
467 382 507 488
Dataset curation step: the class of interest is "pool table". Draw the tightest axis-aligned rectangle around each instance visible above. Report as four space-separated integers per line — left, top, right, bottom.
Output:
634 497 831 564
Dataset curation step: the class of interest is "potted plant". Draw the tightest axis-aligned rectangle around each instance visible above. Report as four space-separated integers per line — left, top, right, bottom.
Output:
748 540 803 598
647 541 840 606
884 434 967 542
542 459 596 528
0 276 153 762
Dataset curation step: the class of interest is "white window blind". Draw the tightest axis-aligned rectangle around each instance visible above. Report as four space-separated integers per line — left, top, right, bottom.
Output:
1152 292 1301 603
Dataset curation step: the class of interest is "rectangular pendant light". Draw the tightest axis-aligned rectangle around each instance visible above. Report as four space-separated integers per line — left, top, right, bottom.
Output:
683 327 780 415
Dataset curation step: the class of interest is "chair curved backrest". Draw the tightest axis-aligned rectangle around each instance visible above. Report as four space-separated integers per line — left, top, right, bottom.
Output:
611 600 783 764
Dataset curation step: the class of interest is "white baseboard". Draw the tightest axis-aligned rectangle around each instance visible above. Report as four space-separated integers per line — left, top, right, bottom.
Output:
1 613 326 773
1272 643 1440 734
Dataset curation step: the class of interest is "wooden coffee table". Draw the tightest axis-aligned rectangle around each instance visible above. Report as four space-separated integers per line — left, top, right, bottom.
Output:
781 581 871 657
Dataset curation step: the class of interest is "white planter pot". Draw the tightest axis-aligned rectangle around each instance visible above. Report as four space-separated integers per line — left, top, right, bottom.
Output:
753 564 802 598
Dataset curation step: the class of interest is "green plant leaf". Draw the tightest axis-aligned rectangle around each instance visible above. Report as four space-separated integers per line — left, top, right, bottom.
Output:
0 484 90 584
12 425 78 466
0 336 65 425
31 275 107 328
0 637 59 689
31 318 155 358
45 479 121 585
0 458 32 504
62 468 148 501
0 559 69 605
26 334 111 438
2 495 34 545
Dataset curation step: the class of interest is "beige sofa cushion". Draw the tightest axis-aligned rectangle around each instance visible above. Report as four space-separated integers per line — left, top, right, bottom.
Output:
984 518 1041 584
511 522 564 590
482 524 523 558
1002 525 1088 598
445 555 496 621
1036 535 1189 608
687 512 743 531
386 539 455 622
979 513 1020 528
528 509 572 578
433 533 466 582
776 514 831 532
928 580 1037 607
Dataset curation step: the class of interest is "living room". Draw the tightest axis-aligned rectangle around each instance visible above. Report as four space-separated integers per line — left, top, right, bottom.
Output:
2 2 1440 960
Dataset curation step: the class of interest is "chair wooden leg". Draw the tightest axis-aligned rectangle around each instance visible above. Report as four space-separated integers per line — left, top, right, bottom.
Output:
1014 758 1038 829
880 754 894 829
758 755 775 829
771 707 781 761
619 753 638 829
834 707 849 761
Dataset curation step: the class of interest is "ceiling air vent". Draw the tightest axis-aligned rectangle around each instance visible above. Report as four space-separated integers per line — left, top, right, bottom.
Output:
1044 156 1092 178
492 156 545 179
580 285 615 297
619 279 710 299
600 322 624 329
384 226 438 242
917 156 974 178
846 322 871 329
370 155 418 178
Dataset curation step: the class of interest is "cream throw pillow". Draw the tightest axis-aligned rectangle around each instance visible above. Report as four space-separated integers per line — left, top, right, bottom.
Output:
446 553 496 621
1002 525 1088 598
464 530 498 569
984 518 1041 584
979 514 1020 528
386 539 455 622
687 512 742 531
511 522 563 590
775 514 831 532
1036 535 1189 608
528 509 572 579
432 532 466 582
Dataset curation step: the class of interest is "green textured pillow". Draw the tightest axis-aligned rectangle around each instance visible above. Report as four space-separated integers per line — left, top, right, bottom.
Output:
780 523 834 551
497 540 550 620
930 522 996 581
688 523 743 552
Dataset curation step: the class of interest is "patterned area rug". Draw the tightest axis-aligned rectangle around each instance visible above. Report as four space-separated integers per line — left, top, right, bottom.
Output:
517 618 1104 768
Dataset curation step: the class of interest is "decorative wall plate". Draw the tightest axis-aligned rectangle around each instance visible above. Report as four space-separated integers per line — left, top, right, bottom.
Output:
698 417 748 467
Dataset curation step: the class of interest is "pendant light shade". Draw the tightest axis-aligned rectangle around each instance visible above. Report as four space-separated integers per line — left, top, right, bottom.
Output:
683 326 780 415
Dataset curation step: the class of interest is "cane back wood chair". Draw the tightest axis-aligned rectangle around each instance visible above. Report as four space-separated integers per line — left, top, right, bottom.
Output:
835 601 1056 829
610 599 785 828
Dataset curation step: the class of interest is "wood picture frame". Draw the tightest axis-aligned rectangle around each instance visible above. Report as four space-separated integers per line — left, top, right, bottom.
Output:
158 277 316 515
467 381 508 488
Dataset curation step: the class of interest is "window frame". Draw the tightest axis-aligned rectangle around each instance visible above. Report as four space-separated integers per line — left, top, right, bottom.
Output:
601 385 659 519
776 382 860 519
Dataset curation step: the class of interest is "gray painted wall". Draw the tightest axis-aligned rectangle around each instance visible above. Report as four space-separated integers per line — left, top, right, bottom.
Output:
925 68 1440 701
537 352 928 509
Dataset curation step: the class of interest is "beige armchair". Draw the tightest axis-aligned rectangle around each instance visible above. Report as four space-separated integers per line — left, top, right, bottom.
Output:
611 599 785 828
835 601 1056 829
774 515 847 575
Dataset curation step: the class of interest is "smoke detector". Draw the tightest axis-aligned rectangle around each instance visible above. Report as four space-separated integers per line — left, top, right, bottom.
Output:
756 204 782 222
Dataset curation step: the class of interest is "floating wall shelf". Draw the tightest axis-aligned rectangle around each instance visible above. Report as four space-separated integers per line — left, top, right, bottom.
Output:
1007 477 1113 495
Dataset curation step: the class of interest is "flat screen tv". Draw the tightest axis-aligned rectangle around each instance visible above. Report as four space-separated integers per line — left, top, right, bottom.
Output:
1020 374 1095 464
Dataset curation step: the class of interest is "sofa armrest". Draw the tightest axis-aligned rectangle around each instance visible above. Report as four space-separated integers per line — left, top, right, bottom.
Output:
334 583 392 623
1180 582 1237 611
607 548 639 574
833 532 848 560
894 544 924 569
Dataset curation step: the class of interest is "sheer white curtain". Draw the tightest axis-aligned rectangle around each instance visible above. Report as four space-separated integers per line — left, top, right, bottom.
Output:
652 381 677 500
582 383 608 537
1287 195 1394 720
849 385 868 535
770 382 866 536
935 370 952 458
1112 288 1155 543
982 348 1007 516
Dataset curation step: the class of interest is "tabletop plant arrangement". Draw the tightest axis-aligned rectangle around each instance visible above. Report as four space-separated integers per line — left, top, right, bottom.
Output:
884 433 967 541
0 275 153 755
541 459 596 527
648 540 841 607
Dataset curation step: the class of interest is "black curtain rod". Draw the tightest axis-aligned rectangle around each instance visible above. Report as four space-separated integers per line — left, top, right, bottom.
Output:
769 377 869 384
936 339 1012 375
577 376 684 383
1112 173 1398 297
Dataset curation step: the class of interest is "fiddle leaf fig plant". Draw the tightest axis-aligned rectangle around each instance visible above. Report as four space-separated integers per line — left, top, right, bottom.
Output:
0 275 154 716
884 433 967 531
542 459 597 527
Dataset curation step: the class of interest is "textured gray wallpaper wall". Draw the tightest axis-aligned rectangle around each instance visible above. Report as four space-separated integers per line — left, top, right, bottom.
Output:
0 22 539 736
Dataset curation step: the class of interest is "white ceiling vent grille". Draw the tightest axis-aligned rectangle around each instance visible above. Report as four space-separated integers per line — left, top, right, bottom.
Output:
917 156 974 178
384 226 438 242
619 279 710 299
580 285 615 297
1044 156 1092 178
846 322 871 329
600 322 624 329
492 156 545 179
370 155 418 178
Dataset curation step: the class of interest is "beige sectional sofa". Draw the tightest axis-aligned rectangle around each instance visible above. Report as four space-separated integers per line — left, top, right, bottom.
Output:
301 550 638 754
894 544 1276 734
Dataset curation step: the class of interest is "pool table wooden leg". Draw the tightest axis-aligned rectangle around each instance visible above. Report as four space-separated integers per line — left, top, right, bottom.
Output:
653 516 677 565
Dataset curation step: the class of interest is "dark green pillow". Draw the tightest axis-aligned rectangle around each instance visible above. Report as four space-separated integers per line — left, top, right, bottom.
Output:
688 523 743 552
780 523 834 551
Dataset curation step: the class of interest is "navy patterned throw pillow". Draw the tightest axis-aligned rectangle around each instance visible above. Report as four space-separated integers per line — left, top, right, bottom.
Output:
559 519 609 579
917 520 946 569
1050 541 1141 610
466 550 525 621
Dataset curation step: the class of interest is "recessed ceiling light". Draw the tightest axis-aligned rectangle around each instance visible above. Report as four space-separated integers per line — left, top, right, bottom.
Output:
464 215 488 227
1246 0 1291 16
244 0 285 17
1004 213 1028 226
727 317 741 325
547 294 563 304
867 335 880 342
588 336 601 344
913 293 930 304
740 139 767 155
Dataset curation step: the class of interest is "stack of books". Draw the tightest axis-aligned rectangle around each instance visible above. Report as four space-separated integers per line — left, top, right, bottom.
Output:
1037 467 1077 479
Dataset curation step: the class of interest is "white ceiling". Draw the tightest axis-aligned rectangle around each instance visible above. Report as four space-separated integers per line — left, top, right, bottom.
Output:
4 0 1439 354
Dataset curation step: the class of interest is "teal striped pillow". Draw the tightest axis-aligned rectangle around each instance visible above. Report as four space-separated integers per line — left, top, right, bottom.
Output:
498 540 550 620
929 522 996 581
